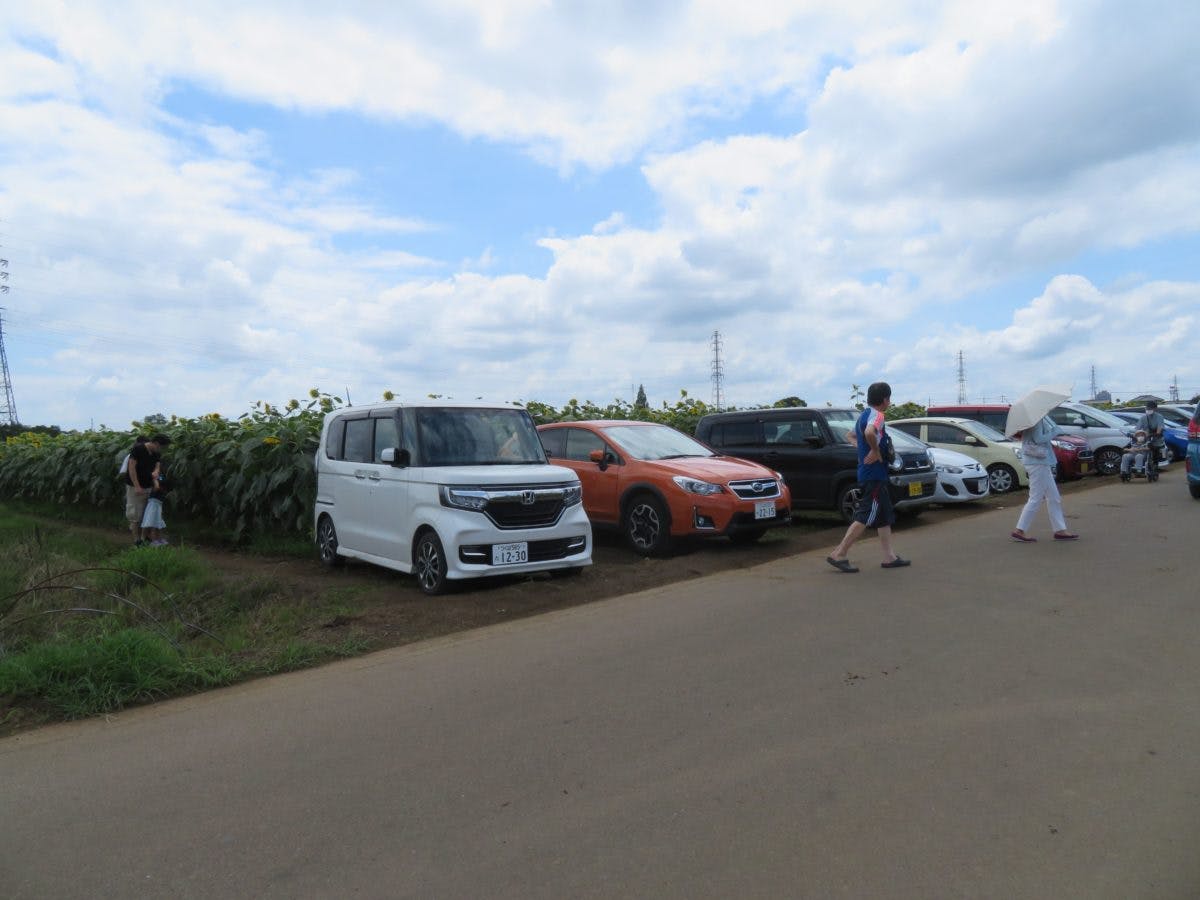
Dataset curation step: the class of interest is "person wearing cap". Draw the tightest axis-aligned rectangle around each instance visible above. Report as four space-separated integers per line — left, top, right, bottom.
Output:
124 433 172 544
1136 400 1165 468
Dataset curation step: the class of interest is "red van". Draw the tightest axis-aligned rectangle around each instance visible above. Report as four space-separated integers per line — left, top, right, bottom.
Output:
927 404 1093 479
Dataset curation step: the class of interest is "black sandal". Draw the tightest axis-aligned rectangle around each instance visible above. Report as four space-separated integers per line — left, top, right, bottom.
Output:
827 556 859 573
881 557 911 569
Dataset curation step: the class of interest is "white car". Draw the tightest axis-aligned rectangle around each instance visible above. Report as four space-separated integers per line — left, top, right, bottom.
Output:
928 446 991 504
314 400 592 594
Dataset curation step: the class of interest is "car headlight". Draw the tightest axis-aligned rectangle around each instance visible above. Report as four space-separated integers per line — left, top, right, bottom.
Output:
937 464 965 474
1050 439 1070 450
563 483 583 506
672 475 723 495
439 486 488 511
1012 446 1023 458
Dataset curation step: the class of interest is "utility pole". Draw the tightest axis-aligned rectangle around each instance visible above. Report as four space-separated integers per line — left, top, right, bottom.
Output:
710 331 725 410
0 306 18 427
1170 375 1180 403
1089 365 1098 401
956 350 967 404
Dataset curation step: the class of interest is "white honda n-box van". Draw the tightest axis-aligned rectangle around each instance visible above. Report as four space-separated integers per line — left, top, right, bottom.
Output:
314 401 591 594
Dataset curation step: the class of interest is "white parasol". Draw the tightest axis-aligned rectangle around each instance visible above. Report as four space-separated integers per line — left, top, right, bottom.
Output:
1004 385 1072 437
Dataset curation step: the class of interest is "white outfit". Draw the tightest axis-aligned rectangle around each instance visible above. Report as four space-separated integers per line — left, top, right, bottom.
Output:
141 497 166 530
1016 418 1067 534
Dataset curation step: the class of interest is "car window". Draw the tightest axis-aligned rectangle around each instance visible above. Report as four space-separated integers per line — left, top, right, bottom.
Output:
538 428 566 458
710 421 761 446
415 407 546 466
888 428 927 451
822 409 859 445
344 418 374 463
891 422 921 439
372 415 399 463
766 417 818 445
1080 410 1109 428
1049 407 1084 427
563 428 607 462
926 423 969 445
602 424 715 460
324 417 346 459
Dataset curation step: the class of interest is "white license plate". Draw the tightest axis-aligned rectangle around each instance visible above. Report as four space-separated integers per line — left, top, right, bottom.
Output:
492 542 529 565
754 501 775 520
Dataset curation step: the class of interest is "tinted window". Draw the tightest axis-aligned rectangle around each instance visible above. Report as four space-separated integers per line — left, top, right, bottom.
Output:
766 417 819 445
891 423 921 439
415 407 546 466
373 415 400 463
823 410 859 445
344 418 374 463
538 428 566 457
927 423 969 445
564 428 608 462
324 417 346 459
710 421 761 446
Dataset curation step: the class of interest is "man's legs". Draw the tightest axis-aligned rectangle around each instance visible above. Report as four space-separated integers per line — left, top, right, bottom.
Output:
831 520 867 560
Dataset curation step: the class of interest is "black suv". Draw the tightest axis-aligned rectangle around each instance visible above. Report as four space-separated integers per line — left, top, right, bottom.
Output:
695 407 937 523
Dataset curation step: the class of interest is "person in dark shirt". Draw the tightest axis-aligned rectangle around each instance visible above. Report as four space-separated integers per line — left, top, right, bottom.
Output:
124 433 171 544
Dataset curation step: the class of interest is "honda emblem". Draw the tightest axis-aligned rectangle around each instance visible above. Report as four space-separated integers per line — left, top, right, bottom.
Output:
521 490 536 505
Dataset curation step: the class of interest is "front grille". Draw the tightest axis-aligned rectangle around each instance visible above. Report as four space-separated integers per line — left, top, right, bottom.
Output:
486 497 565 528
963 477 989 494
728 478 782 500
459 536 587 565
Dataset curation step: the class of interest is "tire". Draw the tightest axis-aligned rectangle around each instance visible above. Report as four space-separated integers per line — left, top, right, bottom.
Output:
413 531 449 595
316 516 344 568
729 528 767 545
624 493 672 556
1190 483 1200 499
1095 447 1123 476
837 483 862 524
987 464 1019 494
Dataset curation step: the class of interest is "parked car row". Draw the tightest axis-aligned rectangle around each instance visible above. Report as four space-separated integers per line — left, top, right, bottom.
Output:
309 398 1192 596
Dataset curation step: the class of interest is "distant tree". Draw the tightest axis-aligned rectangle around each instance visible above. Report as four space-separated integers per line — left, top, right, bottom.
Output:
635 384 648 410
885 401 926 421
849 384 865 410
773 396 806 408
1191 394 1200 405
141 413 168 427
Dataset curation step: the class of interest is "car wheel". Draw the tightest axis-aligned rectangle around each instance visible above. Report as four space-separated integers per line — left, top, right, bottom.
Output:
987 464 1019 494
414 531 449 595
1095 447 1123 476
837 483 862 524
624 493 671 556
1190 483 1200 499
316 516 343 567
729 528 767 545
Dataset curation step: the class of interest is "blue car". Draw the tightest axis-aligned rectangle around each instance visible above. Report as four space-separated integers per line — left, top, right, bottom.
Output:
1188 424 1200 500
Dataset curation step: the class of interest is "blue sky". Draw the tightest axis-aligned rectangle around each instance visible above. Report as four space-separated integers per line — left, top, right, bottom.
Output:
1 0 1199 430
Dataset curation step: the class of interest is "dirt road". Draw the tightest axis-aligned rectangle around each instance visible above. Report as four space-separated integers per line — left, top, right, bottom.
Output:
5 474 1198 898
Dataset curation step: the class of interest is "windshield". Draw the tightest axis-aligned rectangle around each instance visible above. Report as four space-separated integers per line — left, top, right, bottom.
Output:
823 409 861 445
415 407 547 466
966 420 1013 442
602 424 715 460
888 428 928 451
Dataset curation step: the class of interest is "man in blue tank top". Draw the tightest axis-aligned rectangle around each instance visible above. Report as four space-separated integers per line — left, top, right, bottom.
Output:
827 382 911 573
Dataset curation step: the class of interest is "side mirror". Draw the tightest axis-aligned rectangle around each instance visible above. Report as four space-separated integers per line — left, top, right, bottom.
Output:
964 435 979 444
589 448 610 471
804 436 823 448
381 447 410 467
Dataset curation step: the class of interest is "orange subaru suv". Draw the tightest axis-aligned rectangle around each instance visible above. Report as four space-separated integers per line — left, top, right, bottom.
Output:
536 420 791 556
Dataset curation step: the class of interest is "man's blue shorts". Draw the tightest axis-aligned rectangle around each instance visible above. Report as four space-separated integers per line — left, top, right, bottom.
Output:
853 479 895 528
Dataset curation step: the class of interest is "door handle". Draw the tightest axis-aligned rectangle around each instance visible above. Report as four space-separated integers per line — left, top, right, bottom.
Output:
354 470 367 479
367 473 381 482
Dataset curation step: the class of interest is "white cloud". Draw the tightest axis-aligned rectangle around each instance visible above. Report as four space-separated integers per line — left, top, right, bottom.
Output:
2 1 1200 428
